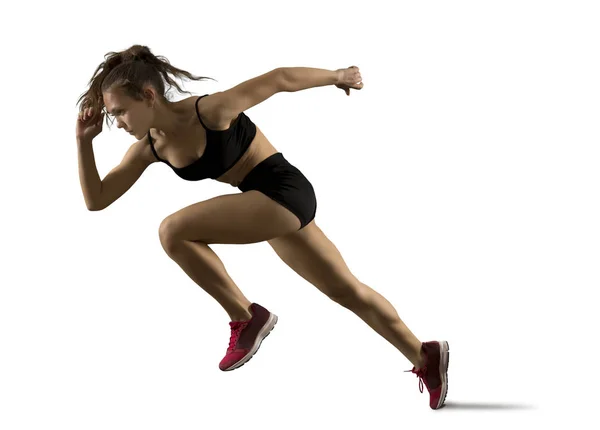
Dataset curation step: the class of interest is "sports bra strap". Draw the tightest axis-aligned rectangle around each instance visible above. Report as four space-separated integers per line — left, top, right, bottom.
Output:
147 130 171 165
195 94 214 130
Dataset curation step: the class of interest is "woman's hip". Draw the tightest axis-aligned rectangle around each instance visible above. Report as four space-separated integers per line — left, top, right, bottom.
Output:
238 152 317 230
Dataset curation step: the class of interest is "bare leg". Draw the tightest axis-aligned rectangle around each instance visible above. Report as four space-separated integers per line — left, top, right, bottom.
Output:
268 222 427 369
156 190 304 322
341 282 426 369
165 240 253 322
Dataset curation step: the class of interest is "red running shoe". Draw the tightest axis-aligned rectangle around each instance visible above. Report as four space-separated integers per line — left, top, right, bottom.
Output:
219 303 278 371
405 341 450 409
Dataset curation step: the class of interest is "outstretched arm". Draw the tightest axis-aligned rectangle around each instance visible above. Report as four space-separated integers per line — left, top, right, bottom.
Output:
203 68 286 123
205 66 361 125
203 67 339 124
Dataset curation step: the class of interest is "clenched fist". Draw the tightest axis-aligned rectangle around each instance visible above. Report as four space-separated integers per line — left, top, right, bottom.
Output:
335 66 364 96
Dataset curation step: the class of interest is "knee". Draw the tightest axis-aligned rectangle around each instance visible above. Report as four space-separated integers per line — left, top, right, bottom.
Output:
158 217 184 255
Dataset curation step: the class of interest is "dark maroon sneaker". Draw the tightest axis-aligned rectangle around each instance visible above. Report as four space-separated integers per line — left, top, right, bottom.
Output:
405 341 450 409
219 303 278 371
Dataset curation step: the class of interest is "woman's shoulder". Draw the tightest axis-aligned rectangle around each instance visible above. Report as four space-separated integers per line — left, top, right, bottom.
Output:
192 93 238 131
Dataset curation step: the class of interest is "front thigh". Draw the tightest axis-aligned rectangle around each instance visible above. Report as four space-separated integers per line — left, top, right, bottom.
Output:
267 221 361 302
159 190 301 246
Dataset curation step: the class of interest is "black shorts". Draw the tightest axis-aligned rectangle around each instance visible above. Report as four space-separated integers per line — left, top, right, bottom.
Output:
237 152 317 230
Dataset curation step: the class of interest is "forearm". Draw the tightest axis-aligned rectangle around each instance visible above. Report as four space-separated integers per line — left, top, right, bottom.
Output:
77 138 102 210
280 67 340 92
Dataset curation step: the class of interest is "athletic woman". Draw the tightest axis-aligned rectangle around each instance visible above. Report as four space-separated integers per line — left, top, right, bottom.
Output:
75 44 449 410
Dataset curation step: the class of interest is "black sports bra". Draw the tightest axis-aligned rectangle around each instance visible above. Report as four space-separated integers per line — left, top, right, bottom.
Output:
147 94 257 181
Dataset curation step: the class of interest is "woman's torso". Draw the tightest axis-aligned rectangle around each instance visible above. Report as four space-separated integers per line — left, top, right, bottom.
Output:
144 95 279 187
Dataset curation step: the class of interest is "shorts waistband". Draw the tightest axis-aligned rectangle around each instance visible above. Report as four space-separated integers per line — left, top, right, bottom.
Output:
238 152 284 189
255 152 284 167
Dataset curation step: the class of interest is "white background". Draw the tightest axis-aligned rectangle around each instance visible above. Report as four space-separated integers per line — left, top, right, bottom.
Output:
1 0 598 428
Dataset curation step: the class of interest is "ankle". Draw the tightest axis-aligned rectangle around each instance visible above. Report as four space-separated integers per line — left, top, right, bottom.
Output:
228 302 253 322
229 308 253 322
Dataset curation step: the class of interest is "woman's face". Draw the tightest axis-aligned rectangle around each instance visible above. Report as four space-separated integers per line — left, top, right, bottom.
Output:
103 89 149 139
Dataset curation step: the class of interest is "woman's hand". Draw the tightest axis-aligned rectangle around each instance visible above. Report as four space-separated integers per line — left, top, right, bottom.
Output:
76 107 105 141
335 66 364 96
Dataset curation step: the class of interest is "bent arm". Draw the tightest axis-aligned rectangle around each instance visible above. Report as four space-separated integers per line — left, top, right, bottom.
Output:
280 67 340 92
78 138 154 211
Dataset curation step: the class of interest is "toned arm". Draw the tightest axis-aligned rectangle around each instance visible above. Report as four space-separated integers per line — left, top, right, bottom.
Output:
198 68 286 125
198 67 340 126
89 139 156 211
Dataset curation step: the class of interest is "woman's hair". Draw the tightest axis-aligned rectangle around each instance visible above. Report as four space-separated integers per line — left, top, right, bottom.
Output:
76 44 216 127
